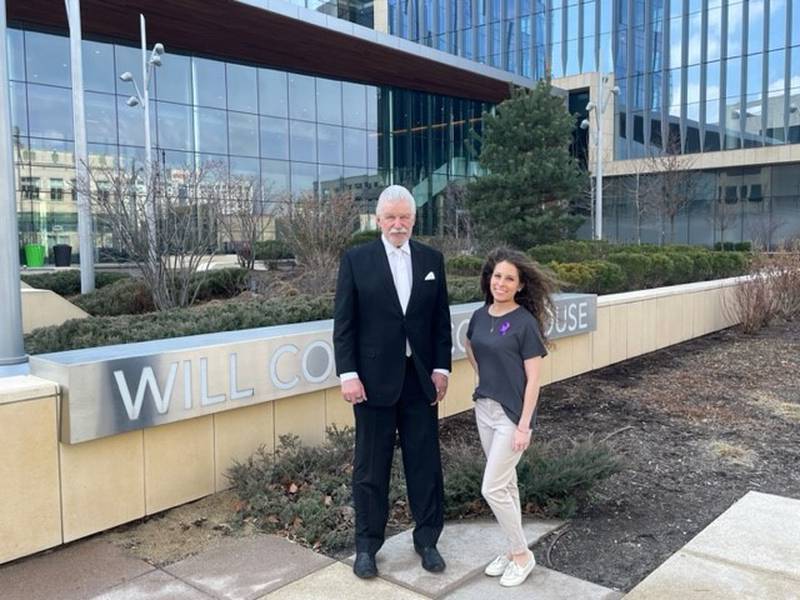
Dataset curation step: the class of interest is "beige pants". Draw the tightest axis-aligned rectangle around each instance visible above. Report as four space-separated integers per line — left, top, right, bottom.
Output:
474 397 527 554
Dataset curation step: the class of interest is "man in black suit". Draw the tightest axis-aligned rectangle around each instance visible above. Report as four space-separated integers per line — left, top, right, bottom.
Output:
334 185 452 579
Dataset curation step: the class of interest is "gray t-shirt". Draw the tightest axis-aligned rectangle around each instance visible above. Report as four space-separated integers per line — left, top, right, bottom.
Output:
466 305 548 428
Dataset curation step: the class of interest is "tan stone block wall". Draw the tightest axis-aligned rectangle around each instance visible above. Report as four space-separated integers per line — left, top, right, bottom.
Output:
1 278 748 565
60 430 145 542
214 403 274 492
21 288 88 334
274 390 327 447
144 416 215 514
0 392 61 564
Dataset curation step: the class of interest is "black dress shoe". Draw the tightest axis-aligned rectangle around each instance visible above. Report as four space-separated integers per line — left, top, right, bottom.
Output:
353 552 378 579
415 545 446 573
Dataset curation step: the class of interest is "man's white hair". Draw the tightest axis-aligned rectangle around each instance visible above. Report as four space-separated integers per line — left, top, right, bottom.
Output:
376 185 416 216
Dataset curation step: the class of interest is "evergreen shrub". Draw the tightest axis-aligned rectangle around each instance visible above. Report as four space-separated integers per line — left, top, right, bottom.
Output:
227 427 622 552
21 270 129 297
446 255 484 277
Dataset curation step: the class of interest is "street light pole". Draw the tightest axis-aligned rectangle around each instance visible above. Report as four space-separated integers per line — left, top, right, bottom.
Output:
0 0 26 367
65 0 95 293
581 74 619 241
119 14 163 268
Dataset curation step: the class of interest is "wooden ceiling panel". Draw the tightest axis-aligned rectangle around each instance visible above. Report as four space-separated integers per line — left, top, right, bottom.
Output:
7 0 512 103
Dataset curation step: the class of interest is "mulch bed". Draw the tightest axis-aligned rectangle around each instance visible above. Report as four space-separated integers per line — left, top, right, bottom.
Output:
439 319 800 592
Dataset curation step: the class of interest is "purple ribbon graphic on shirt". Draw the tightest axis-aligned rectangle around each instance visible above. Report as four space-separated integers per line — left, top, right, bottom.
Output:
499 321 511 336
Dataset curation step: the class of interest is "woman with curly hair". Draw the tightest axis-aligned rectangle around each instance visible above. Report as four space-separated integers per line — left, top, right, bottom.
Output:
465 247 557 588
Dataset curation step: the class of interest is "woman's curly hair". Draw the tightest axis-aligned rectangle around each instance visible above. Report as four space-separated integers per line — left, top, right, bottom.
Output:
479 247 559 343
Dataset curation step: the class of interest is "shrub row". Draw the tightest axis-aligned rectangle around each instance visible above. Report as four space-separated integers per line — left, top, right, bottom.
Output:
549 250 749 294
254 240 294 261
24 294 333 355
528 240 752 265
227 427 622 552
446 255 484 277
22 270 129 297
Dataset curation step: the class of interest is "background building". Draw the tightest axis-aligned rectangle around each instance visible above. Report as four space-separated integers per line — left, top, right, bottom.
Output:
386 0 800 247
6 0 800 258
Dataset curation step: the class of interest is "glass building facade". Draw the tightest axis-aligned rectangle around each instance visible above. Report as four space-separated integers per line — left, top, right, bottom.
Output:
7 27 489 257
284 0 375 27
387 0 800 158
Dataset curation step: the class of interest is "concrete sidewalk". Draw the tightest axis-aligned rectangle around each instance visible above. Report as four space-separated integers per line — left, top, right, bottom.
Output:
623 491 800 599
2 491 796 599
0 518 621 600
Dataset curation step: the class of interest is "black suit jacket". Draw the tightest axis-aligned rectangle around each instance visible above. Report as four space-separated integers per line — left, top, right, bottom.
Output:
333 238 452 406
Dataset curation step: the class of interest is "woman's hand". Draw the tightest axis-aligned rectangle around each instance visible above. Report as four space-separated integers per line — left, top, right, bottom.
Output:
512 427 532 452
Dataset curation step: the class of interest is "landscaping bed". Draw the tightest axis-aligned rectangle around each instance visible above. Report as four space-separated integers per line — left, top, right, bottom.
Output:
523 318 800 591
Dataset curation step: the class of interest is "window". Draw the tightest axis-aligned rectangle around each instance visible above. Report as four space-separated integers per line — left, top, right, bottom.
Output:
21 177 40 200
50 178 64 201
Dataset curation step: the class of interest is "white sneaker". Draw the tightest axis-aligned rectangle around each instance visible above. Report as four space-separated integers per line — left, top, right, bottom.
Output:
499 551 536 587
484 554 511 577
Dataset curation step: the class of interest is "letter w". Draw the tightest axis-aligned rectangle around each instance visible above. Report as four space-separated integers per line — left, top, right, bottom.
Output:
114 364 178 420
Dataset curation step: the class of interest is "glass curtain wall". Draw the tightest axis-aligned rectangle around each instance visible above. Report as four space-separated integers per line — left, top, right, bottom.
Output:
388 1 798 160
598 163 800 248
7 27 489 259
284 0 374 27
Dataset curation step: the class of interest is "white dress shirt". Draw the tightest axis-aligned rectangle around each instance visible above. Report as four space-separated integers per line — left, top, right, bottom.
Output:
340 235 449 383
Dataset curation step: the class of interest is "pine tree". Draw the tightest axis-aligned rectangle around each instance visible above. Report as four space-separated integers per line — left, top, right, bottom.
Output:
467 80 587 250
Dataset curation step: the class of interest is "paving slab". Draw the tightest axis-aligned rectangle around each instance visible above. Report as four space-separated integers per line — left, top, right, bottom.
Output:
91 570 214 600
442 565 623 600
0 538 154 600
164 534 334 600
680 491 800 579
260 562 431 600
623 550 800 600
348 518 563 598
625 491 800 599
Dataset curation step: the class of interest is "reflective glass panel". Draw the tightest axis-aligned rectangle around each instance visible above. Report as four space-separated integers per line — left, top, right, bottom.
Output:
259 68 288 117
343 127 367 167
157 101 193 151
748 0 764 55
28 84 73 140
261 159 290 194
27 32 70 87
319 164 343 194
687 12 701 66
289 120 317 162
156 53 192 104
85 92 118 144
230 156 259 178
768 0 787 51
117 96 153 147
707 7 722 62
727 1 743 58
367 87 378 131
317 78 343 125
227 63 258 113
9 81 27 136
114 45 142 93
317 124 343 165
82 40 115 93
343 82 367 129
228 111 259 157
192 57 227 108
7 28 24 81
194 106 228 154
288 74 316 121
291 162 317 195
259 116 289 160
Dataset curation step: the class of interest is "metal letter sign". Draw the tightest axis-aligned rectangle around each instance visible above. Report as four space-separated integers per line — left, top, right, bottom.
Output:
30 295 595 444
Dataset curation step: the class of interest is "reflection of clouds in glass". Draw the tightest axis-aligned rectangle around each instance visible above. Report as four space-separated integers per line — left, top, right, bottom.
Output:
767 75 800 97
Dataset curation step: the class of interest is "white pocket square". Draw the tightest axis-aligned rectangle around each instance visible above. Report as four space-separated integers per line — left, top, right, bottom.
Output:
424 271 436 281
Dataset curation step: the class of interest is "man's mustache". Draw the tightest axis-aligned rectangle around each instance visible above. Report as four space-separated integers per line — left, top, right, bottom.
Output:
389 228 409 234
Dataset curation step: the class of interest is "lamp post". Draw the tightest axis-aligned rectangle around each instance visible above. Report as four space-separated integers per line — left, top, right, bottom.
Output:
0 0 26 368
118 14 164 265
65 0 95 292
580 74 619 241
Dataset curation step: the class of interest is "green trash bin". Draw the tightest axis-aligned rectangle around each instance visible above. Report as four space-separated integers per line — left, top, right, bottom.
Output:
24 243 46 267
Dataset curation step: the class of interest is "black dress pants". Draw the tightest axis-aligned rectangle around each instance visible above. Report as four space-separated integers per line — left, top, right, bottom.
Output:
352 357 444 555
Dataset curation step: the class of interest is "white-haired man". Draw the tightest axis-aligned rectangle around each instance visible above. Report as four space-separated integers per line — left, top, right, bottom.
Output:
334 185 452 578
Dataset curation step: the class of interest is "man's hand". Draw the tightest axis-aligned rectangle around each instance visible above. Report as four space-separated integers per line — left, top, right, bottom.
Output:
430 372 448 406
342 378 367 404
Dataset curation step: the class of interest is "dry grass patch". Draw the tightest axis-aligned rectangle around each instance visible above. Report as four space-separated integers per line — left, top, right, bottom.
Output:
706 440 756 467
748 390 800 422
